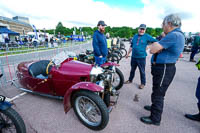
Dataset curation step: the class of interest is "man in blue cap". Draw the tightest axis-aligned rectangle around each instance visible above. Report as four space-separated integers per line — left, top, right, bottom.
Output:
92 20 108 66
125 24 157 89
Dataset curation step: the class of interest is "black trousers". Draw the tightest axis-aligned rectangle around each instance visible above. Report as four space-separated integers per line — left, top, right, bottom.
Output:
150 63 176 123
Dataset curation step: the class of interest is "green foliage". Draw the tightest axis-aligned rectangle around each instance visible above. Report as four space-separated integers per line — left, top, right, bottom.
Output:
55 22 65 35
82 27 93 36
46 29 54 34
52 22 164 38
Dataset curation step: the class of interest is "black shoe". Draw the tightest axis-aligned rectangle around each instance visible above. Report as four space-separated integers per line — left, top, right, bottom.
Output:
0 74 3 78
140 116 160 126
144 105 151 111
189 59 196 62
185 114 200 122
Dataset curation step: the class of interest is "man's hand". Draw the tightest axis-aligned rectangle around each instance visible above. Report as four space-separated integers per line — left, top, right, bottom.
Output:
126 47 132 59
149 42 164 54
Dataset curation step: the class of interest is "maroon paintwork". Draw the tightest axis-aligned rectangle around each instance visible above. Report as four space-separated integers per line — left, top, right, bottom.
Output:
17 58 118 113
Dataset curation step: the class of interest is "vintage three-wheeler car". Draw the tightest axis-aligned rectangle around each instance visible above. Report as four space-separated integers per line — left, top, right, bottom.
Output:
16 51 124 130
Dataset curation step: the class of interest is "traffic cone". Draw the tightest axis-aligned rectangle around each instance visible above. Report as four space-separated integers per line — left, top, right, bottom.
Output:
179 53 183 58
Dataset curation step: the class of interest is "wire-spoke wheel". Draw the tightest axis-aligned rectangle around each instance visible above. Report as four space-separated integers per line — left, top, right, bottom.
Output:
72 90 109 131
0 108 26 133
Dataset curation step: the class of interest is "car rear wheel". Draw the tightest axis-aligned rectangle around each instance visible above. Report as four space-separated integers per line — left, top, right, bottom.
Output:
72 90 109 131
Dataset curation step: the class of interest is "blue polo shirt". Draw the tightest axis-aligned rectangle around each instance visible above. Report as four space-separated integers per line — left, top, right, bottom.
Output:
131 33 157 58
151 28 185 64
92 30 108 57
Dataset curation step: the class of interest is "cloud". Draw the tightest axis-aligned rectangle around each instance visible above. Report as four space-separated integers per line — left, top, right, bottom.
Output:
0 0 199 32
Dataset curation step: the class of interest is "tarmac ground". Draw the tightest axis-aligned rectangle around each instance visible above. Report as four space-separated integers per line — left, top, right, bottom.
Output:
0 42 200 133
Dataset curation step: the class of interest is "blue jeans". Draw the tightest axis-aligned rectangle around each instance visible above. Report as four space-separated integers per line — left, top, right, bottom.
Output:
190 45 200 60
128 57 146 85
196 77 200 109
94 56 106 66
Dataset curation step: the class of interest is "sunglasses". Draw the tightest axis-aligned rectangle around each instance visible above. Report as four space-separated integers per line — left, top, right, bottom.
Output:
140 28 145 30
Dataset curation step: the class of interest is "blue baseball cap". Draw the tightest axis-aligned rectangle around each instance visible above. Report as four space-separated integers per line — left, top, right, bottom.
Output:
139 24 146 29
97 20 107 26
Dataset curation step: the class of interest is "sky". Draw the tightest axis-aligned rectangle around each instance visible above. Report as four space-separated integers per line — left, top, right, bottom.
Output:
0 0 199 32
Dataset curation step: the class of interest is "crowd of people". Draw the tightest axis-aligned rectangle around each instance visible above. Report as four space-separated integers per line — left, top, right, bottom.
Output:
92 13 200 126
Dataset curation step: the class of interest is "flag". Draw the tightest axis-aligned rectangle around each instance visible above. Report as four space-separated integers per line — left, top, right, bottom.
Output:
32 25 38 39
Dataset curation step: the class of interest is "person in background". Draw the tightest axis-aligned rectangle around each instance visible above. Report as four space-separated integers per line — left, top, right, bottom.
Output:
124 24 157 89
189 33 200 62
140 14 185 126
45 36 49 48
156 32 165 41
92 20 108 66
15 36 19 43
50 37 54 48
106 33 111 49
5 36 10 51
185 60 200 122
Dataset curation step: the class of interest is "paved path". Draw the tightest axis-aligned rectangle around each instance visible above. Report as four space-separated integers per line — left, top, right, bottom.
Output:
1 42 200 133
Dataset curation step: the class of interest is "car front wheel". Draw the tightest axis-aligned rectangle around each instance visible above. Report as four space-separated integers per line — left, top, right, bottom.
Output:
72 90 109 131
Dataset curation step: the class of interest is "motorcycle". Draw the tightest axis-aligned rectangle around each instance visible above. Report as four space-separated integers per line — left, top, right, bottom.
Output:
0 74 26 133
76 50 124 90
77 49 120 64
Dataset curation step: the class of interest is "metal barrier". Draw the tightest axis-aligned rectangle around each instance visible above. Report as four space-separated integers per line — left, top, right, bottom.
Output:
0 40 93 87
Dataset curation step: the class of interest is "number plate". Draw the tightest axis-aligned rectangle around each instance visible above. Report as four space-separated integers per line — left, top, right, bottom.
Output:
0 95 5 102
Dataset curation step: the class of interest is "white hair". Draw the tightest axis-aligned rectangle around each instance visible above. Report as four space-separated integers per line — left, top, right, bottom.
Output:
163 14 182 28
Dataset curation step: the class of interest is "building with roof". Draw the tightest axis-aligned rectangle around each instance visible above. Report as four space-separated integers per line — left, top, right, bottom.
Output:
0 16 33 35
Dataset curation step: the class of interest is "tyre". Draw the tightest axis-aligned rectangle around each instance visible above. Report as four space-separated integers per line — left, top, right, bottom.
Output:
107 53 119 64
72 90 109 131
112 68 124 90
110 53 119 64
0 107 26 133
120 48 127 58
103 93 110 107
113 50 122 60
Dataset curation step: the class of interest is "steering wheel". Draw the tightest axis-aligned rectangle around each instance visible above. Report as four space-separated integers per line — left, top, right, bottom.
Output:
46 60 55 75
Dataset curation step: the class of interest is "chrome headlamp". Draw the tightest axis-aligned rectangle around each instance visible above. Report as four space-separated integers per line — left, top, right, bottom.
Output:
90 66 104 83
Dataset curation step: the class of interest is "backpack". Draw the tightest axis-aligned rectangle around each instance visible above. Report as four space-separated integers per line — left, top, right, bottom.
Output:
196 59 200 70
194 36 200 46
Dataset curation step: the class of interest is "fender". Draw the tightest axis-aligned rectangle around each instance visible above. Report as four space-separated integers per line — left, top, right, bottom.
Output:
63 82 103 113
0 101 11 110
101 62 119 67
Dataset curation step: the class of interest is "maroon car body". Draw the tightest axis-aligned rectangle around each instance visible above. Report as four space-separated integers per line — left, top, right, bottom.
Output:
17 58 119 112
17 58 118 112
16 51 123 130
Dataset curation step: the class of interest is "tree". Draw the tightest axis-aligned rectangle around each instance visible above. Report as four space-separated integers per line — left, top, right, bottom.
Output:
46 29 54 35
55 22 65 35
155 28 163 37
47 23 164 38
